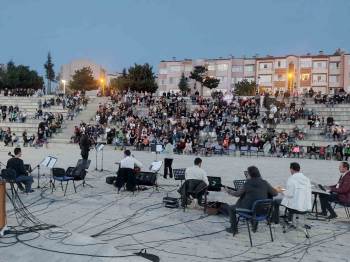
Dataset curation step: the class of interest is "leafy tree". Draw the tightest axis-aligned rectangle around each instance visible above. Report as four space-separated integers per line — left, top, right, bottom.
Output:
234 79 257 96
127 63 158 93
109 76 129 92
189 65 220 95
69 67 98 92
44 52 55 94
203 77 220 90
178 73 190 95
189 66 207 95
0 61 43 90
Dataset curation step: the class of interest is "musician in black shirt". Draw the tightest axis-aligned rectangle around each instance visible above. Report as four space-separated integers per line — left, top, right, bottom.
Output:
6 148 34 193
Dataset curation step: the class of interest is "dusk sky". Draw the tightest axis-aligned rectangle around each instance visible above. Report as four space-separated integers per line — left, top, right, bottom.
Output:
1 0 349 76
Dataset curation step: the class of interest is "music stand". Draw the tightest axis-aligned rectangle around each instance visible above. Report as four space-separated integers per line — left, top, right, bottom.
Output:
173 168 186 187
38 156 57 189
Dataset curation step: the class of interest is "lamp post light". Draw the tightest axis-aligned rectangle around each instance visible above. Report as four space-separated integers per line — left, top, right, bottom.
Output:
61 80 66 95
100 78 105 96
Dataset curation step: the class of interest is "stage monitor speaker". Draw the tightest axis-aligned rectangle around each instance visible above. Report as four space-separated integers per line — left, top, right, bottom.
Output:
135 172 157 186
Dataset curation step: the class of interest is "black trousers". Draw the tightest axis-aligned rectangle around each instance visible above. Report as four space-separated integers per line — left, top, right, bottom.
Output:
220 204 238 231
81 150 89 160
164 158 173 178
319 193 338 215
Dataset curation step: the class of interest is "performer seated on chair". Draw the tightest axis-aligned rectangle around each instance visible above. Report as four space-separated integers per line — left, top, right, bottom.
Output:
178 157 209 207
115 149 143 192
275 162 312 223
221 166 278 235
6 147 34 193
318 161 350 219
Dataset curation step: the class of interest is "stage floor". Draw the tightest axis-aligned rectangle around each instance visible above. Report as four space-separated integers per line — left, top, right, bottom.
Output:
1 144 349 262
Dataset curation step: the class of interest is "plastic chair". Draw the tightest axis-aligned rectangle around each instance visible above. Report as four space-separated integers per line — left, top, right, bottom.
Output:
236 199 274 246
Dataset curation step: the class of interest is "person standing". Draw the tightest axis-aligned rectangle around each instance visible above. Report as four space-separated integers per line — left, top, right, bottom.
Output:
79 132 91 160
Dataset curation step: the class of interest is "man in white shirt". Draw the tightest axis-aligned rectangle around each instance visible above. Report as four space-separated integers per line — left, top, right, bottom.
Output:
179 158 209 208
116 150 143 192
276 162 312 221
185 158 209 185
120 149 143 169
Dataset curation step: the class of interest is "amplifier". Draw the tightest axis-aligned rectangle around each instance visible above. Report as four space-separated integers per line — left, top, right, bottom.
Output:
163 196 179 208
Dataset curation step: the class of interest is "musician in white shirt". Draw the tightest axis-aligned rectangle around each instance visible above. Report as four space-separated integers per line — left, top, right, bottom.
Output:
185 158 209 185
120 150 143 169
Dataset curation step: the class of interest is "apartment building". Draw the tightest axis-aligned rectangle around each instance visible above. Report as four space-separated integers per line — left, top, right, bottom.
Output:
158 50 350 95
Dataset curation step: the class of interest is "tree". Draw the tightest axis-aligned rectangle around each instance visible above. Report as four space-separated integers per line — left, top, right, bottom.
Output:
178 73 190 95
203 77 220 90
189 65 220 95
44 52 55 94
234 79 257 96
69 67 98 92
127 63 158 93
189 66 207 95
109 76 129 92
0 61 43 90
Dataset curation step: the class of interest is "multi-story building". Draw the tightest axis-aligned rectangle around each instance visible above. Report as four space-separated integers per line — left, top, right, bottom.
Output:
158 50 350 95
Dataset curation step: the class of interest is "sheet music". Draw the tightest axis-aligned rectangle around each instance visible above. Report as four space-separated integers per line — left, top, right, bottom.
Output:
40 156 57 168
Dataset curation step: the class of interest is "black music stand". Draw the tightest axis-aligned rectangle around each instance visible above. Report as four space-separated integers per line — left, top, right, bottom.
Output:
173 168 186 187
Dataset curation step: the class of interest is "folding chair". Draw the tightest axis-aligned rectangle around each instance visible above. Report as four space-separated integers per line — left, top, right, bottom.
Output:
51 167 76 196
236 199 274 247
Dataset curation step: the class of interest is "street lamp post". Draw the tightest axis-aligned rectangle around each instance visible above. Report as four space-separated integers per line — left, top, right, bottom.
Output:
61 80 66 95
100 78 105 96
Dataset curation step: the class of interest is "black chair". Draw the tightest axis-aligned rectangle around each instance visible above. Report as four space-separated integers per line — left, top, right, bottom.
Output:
333 201 350 218
180 179 208 213
51 167 76 196
236 199 274 247
233 179 246 191
66 159 91 188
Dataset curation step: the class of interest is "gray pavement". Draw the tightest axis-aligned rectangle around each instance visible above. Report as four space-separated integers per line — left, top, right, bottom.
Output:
0 144 349 262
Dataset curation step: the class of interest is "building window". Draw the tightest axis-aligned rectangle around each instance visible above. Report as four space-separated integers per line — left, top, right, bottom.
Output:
300 59 312 68
276 60 286 68
233 77 243 83
161 79 166 85
217 64 228 71
329 62 339 70
170 66 182 72
184 65 192 72
275 74 285 81
312 74 326 83
159 68 167 74
244 65 255 72
207 64 215 71
169 77 174 84
232 66 243 72
312 61 327 69
259 75 272 83
259 63 272 70
329 75 339 83
301 73 310 81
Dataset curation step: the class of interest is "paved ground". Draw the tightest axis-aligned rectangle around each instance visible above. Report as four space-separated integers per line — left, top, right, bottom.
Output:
0 144 349 262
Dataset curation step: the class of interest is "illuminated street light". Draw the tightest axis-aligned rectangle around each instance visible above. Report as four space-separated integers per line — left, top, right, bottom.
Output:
61 79 66 95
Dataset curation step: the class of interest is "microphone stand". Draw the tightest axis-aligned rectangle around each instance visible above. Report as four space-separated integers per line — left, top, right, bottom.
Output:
31 164 42 189
100 147 104 172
